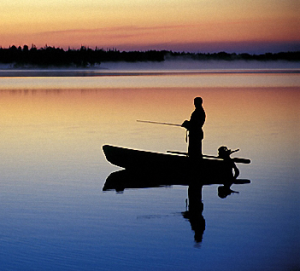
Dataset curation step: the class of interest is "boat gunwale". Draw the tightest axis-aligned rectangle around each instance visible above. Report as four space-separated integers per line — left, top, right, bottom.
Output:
103 144 224 162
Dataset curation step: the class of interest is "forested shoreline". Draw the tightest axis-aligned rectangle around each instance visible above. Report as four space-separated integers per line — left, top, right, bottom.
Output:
0 45 299 68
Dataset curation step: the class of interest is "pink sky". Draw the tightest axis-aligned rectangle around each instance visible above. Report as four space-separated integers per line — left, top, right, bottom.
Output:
1 0 299 53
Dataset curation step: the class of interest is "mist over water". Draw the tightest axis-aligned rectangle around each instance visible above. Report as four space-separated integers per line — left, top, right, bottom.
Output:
1 59 299 73
100 59 300 71
0 60 299 91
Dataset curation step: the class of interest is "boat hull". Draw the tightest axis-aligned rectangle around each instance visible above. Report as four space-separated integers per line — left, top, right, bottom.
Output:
102 145 235 181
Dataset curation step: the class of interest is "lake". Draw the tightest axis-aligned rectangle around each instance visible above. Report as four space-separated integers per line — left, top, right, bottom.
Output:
0 66 299 271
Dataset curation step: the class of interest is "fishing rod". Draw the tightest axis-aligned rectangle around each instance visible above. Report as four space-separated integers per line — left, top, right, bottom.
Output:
136 120 182 127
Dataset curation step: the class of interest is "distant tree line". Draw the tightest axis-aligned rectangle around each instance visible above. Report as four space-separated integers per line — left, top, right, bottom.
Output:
0 45 165 67
0 45 299 67
168 50 300 62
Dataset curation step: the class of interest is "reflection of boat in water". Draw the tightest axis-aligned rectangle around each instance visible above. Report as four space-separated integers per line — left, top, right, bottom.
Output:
102 144 250 184
103 169 250 192
103 169 250 244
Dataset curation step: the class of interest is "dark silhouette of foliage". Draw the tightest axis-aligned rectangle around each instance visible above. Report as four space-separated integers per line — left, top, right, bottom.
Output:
166 50 300 61
0 45 299 67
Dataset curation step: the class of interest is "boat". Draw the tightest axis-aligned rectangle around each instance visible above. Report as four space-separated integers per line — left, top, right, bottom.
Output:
102 144 250 183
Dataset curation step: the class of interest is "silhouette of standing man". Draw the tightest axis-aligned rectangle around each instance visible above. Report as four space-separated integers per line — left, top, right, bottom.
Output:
182 97 206 158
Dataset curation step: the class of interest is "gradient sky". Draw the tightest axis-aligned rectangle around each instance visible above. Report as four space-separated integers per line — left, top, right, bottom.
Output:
1 0 299 53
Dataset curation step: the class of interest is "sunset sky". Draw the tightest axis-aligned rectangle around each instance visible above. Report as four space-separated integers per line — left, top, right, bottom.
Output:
1 0 299 53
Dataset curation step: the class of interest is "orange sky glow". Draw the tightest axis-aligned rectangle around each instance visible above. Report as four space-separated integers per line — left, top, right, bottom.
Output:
1 0 299 53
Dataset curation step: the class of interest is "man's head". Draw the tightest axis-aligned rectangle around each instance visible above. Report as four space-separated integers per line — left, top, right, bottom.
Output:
194 97 203 108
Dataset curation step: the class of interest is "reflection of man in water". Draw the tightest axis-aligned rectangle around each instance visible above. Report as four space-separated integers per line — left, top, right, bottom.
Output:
182 184 205 243
182 97 206 158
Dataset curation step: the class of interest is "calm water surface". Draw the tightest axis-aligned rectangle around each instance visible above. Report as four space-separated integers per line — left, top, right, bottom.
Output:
0 70 299 270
